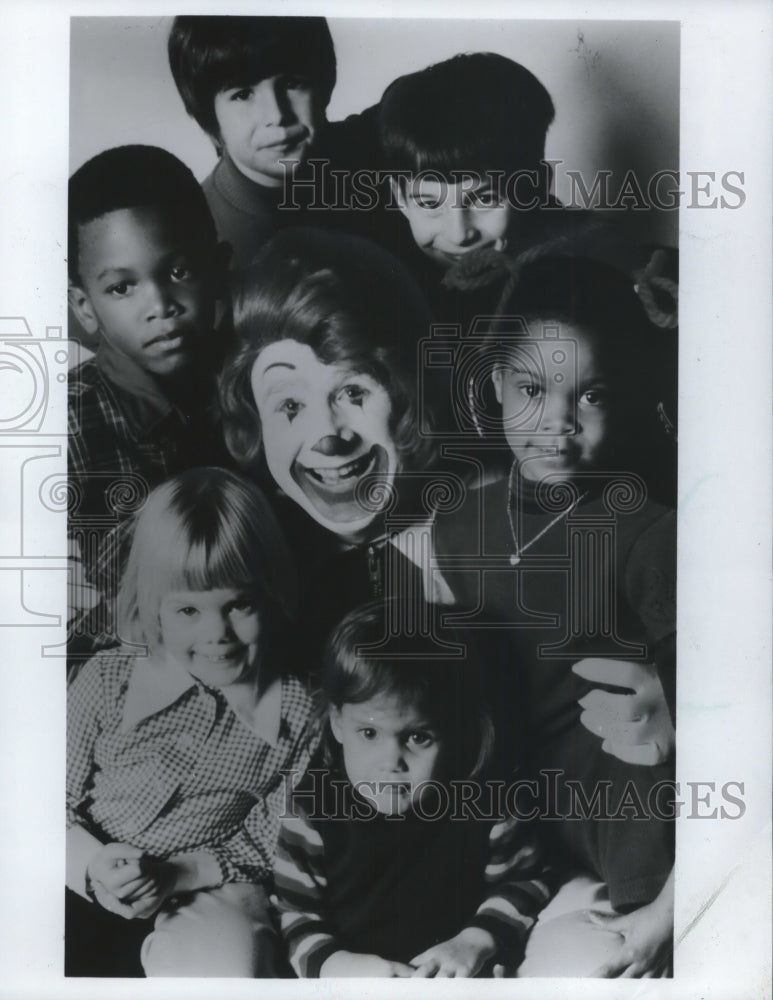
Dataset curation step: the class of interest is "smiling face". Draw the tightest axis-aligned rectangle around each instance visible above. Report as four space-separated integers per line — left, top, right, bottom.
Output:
492 322 619 484
330 695 444 816
250 340 398 539
159 587 261 690
214 73 324 187
395 174 512 270
69 207 215 378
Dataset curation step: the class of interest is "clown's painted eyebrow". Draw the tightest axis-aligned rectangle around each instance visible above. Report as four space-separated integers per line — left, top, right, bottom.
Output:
260 360 375 382
261 361 296 374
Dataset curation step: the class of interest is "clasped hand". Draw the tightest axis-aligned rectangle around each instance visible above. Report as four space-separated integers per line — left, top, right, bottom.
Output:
86 842 175 920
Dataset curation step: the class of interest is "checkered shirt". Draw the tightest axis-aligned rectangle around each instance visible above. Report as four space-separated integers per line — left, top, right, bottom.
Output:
67 649 316 884
67 357 224 586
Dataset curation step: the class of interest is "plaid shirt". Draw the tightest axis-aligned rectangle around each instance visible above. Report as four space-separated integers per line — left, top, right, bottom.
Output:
67 648 315 886
68 351 227 586
67 351 230 654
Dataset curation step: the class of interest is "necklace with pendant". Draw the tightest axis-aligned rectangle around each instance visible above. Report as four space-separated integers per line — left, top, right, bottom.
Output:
505 461 587 566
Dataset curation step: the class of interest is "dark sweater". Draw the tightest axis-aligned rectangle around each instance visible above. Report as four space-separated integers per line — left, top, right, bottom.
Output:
434 477 677 909
201 106 396 268
275 765 553 975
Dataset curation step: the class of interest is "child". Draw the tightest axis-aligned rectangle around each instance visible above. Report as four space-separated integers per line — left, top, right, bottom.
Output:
168 16 382 268
67 145 230 631
381 53 555 270
219 227 448 659
273 599 553 977
433 253 677 976
379 53 646 325
66 468 314 977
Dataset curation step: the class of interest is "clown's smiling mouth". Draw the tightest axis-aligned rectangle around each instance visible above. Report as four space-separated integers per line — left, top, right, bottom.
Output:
293 445 390 524
304 450 376 489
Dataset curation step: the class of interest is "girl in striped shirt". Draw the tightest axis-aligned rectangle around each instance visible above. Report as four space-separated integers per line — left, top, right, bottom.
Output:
273 599 553 977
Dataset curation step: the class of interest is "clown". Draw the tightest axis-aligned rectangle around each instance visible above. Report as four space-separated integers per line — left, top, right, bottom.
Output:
219 228 440 653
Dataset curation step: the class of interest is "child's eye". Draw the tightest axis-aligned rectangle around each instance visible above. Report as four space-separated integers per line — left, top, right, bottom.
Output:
358 728 378 741
283 73 311 91
106 281 133 297
519 382 543 399
338 385 369 407
581 388 608 407
229 598 256 616
229 87 253 102
407 731 434 748
277 398 303 421
469 189 500 208
411 195 443 211
177 606 199 617
170 264 193 282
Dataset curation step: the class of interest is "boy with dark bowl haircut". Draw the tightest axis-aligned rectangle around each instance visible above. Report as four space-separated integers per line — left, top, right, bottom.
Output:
379 52 641 323
168 16 383 267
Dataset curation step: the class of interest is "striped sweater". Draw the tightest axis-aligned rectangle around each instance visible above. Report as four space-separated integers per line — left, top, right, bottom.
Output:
273 768 553 976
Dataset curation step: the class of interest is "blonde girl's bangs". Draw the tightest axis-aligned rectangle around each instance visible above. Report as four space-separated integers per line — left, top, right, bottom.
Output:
117 469 298 648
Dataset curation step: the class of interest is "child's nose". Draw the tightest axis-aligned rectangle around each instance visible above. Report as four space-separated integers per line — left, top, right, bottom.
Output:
539 394 575 434
145 281 180 320
200 609 234 641
443 206 478 247
256 76 289 125
379 739 408 772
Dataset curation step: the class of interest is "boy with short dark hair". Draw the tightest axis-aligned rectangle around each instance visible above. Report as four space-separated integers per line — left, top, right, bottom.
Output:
378 52 636 325
380 52 557 277
168 16 381 267
67 144 229 637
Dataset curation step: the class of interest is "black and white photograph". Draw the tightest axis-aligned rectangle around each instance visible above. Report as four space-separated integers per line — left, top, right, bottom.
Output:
0 1 770 997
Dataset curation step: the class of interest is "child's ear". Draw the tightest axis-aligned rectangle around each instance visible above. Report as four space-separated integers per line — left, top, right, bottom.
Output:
67 283 100 336
390 177 409 217
329 706 344 745
491 367 504 404
207 129 224 158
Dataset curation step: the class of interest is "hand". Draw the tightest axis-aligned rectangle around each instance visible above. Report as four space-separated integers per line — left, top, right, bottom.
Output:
87 845 174 920
115 858 181 920
320 950 414 977
87 842 148 902
411 927 496 977
588 874 674 978
572 658 675 765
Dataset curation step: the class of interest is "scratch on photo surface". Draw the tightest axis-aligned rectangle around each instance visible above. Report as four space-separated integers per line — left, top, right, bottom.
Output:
674 824 772 952
569 31 601 78
677 473 719 517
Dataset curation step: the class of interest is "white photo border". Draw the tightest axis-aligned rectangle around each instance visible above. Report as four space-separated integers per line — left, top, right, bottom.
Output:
0 0 770 998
